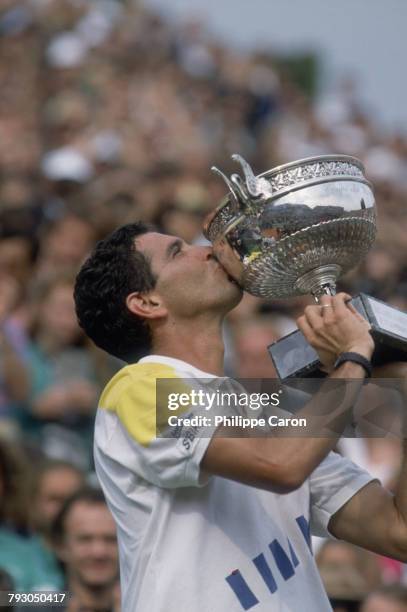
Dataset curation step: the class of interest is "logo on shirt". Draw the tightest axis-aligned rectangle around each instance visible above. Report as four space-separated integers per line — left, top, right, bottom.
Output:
225 515 311 610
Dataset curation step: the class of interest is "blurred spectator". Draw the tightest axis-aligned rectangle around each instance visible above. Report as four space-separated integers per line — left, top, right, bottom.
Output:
18 276 99 467
361 584 407 612
28 459 86 590
35 213 95 283
0 439 45 590
317 540 382 588
0 233 36 287
0 568 15 612
0 438 30 534
232 312 296 378
0 274 29 424
52 488 120 612
156 179 211 244
317 541 383 612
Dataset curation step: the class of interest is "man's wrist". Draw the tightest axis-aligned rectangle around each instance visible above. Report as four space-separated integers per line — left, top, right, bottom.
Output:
343 344 374 361
332 360 367 379
334 352 372 380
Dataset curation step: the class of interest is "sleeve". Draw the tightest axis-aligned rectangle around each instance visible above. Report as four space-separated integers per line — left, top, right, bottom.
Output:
108 369 218 489
309 450 378 538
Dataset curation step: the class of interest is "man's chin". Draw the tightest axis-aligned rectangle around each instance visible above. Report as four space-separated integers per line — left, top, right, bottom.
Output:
79 572 117 589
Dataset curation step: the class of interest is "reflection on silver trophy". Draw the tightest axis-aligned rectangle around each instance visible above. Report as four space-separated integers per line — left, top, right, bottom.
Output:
204 154 407 380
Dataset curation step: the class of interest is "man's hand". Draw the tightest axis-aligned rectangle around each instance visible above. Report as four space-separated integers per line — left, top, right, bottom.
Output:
296 293 374 370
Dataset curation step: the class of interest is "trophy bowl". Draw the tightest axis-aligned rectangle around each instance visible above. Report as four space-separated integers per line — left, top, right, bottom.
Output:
204 154 407 379
204 155 377 299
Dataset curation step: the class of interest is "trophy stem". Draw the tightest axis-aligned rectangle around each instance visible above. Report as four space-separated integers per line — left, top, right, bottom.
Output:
294 264 341 303
312 283 337 303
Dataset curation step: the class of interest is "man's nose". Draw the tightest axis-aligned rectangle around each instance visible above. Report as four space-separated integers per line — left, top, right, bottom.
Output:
89 538 111 558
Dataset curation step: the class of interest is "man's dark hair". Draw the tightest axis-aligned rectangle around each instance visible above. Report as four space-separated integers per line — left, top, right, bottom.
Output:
74 222 156 361
52 487 107 545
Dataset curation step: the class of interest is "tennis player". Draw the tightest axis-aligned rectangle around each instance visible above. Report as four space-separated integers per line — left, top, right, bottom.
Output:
74 222 407 611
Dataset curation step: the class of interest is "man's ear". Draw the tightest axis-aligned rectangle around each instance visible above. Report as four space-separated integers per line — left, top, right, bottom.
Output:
126 291 167 320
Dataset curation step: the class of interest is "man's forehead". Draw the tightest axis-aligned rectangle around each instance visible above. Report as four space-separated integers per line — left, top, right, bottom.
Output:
67 501 114 527
135 232 179 259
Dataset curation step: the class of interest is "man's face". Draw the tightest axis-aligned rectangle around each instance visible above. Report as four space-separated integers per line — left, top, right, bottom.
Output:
61 502 118 588
137 232 242 318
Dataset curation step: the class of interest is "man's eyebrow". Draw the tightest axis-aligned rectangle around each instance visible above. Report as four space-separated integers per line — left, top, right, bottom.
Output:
165 238 183 259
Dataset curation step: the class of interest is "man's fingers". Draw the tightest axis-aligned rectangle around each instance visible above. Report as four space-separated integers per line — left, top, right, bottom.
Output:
345 301 369 325
319 295 335 321
331 292 351 317
304 293 368 330
319 295 334 306
297 315 317 344
304 303 324 329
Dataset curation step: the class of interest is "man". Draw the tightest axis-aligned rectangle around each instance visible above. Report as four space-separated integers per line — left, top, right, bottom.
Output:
74 222 407 611
33 460 86 534
29 460 86 590
52 488 120 612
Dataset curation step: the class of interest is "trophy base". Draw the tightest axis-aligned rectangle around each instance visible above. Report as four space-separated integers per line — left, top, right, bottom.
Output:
268 294 407 381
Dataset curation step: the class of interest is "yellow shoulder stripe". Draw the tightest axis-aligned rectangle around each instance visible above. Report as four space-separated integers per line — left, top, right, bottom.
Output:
99 362 192 446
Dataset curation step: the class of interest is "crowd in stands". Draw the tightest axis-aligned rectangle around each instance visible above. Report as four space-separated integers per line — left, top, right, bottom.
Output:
0 0 406 609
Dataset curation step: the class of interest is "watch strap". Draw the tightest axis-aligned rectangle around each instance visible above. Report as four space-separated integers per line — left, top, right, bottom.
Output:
334 351 372 379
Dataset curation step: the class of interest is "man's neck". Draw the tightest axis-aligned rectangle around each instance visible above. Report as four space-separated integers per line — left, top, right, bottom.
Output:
151 315 225 376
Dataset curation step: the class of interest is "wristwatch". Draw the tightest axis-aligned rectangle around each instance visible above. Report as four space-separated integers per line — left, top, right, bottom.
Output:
333 351 372 380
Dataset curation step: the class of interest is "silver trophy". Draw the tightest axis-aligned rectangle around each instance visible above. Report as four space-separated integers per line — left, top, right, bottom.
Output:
204 154 407 380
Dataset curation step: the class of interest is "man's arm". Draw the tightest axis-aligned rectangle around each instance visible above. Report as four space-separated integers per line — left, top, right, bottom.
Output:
201 293 374 494
328 362 407 561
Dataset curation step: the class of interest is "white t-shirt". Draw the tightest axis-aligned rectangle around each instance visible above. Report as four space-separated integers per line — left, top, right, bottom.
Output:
94 355 375 612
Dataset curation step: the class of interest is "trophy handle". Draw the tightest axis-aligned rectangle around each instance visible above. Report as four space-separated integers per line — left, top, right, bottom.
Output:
231 154 271 199
211 155 272 209
210 166 241 208
230 173 250 204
